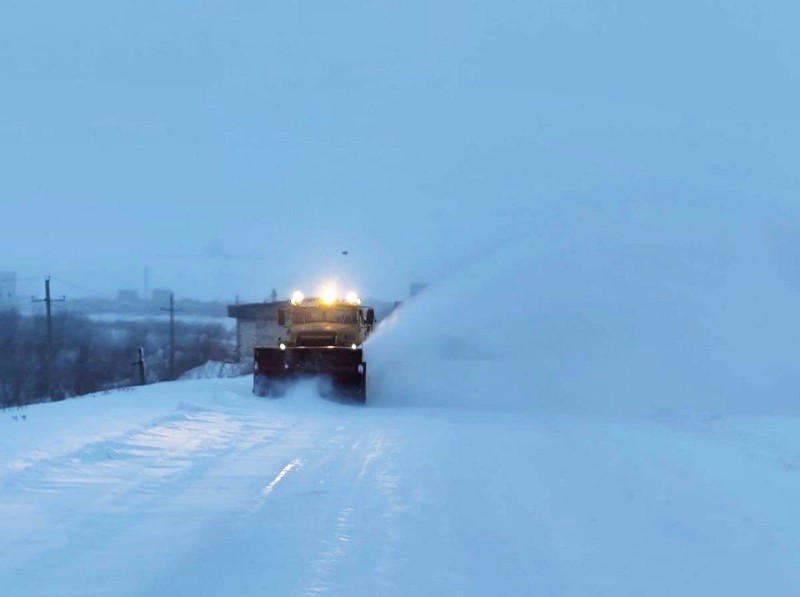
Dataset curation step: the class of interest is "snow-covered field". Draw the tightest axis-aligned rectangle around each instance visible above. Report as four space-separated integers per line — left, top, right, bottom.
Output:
3 378 800 596
86 313 236 330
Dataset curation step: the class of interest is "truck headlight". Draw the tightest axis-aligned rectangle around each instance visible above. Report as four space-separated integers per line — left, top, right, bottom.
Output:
321 286 337 305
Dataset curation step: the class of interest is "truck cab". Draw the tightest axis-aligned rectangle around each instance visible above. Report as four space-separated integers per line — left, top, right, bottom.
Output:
278 299 375 348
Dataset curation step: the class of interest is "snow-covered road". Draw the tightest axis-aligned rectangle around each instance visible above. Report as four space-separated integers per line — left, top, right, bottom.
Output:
3 377 800 596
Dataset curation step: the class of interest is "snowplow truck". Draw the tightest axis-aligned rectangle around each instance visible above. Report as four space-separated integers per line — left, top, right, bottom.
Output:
253 296 374 401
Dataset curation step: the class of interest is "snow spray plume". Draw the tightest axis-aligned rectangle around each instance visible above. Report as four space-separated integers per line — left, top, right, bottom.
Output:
366 196 800 416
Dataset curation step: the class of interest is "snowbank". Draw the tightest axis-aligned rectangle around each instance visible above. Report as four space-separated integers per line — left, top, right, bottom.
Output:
367 197 800 415
179 360 251 380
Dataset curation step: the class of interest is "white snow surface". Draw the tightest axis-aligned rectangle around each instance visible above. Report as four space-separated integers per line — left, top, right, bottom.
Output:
4 199 800 595
3 379 800 596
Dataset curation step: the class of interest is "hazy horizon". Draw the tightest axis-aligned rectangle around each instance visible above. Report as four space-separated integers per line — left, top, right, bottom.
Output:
2 1 799 301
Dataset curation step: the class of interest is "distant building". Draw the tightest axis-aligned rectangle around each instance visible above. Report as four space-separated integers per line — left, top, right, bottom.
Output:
0 271 16 310
117 289 139 302
151 288 173 304
227 300 289 360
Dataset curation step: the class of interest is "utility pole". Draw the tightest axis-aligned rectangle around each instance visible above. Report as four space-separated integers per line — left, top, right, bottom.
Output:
133 347 146 385
32 276 65 394
235 294 241 362
162 294 182 380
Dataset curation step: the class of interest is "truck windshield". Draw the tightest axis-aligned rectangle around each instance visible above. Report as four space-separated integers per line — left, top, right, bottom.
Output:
292 307 358 325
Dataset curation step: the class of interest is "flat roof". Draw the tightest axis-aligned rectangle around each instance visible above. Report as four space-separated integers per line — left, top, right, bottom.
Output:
227 301 289 320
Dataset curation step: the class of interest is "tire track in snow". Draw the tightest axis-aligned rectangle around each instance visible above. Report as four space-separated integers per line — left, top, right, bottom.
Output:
302 430 403 597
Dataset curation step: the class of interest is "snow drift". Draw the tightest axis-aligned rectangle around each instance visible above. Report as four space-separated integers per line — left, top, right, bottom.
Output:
367 196 800 415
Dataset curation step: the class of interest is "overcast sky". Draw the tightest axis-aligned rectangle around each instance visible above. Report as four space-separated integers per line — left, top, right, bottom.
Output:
1 1 798 302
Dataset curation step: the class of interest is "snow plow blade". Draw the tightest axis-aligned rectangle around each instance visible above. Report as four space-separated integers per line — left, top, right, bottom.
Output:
253 347 366 401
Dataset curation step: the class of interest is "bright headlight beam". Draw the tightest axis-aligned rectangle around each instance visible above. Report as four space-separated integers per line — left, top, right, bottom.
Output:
291 290 304 305
321 286 338 305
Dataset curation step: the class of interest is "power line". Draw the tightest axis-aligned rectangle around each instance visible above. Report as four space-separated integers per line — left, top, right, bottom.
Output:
49 275 112 298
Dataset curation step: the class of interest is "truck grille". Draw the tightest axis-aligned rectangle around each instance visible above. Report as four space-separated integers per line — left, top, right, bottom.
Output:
296 333 337 347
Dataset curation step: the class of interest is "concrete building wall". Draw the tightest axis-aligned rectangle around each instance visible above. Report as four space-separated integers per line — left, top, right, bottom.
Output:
228 301 289 359
237 319 285 358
